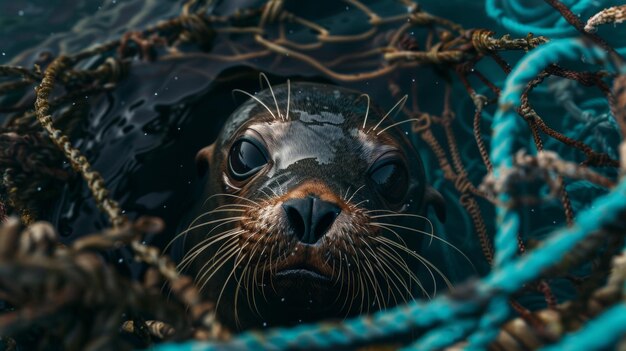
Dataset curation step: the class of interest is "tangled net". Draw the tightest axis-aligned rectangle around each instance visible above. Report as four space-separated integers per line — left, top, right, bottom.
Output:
1 0 626 350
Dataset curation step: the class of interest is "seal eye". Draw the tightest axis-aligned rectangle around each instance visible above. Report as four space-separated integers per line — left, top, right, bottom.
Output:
370 160 408 203
228 138 268 180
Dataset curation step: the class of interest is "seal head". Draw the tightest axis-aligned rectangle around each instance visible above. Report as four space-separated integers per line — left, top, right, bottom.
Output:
179 81 445 330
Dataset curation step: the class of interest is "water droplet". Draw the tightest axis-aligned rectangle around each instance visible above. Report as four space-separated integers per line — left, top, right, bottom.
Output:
36 187 42 191
118 258 124 263
281 297 285 302
262 322 267 327
154 92 158 96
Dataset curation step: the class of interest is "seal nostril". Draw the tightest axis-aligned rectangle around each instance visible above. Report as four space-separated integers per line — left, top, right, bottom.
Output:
285 206 306 240
312 210 339 240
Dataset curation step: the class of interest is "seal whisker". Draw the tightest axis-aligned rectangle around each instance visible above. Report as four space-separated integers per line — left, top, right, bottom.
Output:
346 184 366 203
178 229 243 272
165 216 244 253
257 188 274 201
352 199 369 208
372 221 474 270
204 193 261 206
181 232 241 273
369 94 408 133
336 252 352 315
175 216 243 244
197 243 243 293
193 236 242 278
232 89 279 120
374 230 438 297
367 245 413 305
213 245 250 317
359 248 385 311
164 202 248 252
370 223 434 296
273 179 285 196
371 215 435 245
368 211 434 236
242 236 269 317
374 235 453 291
251 251 265 318
376 118 421 136
352 252 368 315
366 228 429 298
342 186 351 201
357 93 371 130
234 265 249 328
377 246 428 299
259 73 283 120
286 79 291 121
360 237 400 308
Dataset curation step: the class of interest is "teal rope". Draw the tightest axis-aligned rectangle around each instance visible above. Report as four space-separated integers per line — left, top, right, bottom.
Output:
539 304 626 351
401 319 477 350
492 38 608 266
485 0 610 37
464 37 610 349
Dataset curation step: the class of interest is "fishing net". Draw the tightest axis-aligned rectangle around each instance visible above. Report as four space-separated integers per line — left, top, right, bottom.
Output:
0 0 625 349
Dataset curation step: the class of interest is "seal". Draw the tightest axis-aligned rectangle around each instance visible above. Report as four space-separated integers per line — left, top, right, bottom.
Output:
173 77 448 331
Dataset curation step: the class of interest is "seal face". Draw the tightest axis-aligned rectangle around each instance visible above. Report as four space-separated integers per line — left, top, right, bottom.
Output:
177 81 446 330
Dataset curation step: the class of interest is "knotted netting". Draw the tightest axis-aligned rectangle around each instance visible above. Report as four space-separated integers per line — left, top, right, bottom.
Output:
0 0 625 350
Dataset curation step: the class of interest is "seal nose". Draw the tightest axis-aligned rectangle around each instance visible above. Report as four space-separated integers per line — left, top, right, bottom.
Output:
282 196 341 244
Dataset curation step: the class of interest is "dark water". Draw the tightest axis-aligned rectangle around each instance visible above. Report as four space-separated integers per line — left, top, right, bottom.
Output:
1 0 621 304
